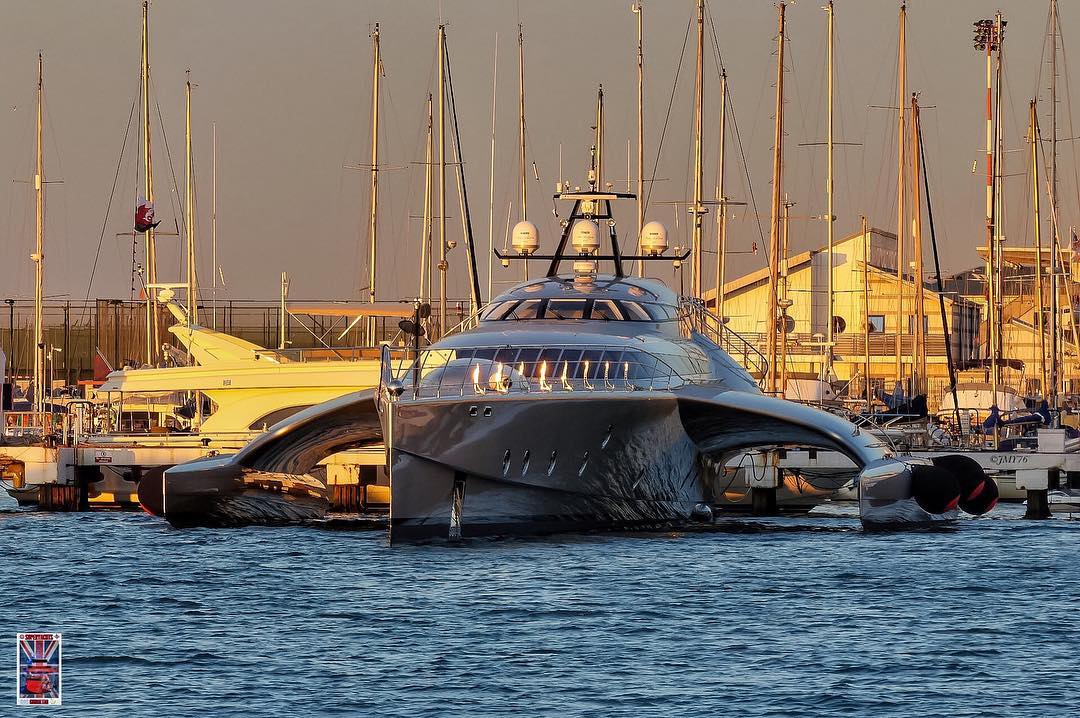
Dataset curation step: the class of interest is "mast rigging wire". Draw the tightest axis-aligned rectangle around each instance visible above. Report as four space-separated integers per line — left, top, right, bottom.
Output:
84 91 138 306
706 5 767 263
918 105 962 429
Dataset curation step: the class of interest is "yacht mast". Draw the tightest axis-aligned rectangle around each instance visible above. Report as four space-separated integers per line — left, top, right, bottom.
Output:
184 72 197 325
487 35 497 301
184 72 202 427
32 53 45 421
517 24 528 281
895 4 906 392
690 0 705 299
780 197 793 393
420 94 433 303
438 24 448 331
715 69 728 319
141 0 158 364
211 123 218 330
993 13 1006 395
825 1 835 379
595 85 604 189
974 15 1001 422
1031 100 1049 398
367 23 381 345
633 3 645 275
1049 0 1061 405
862 216 872 409
910 92 926 394
1051 0 1059 216
765 2 786 396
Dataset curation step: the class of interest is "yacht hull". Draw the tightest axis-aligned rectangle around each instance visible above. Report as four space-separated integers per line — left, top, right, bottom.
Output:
159 455 330 527
387 393 703 542
859 462 958 528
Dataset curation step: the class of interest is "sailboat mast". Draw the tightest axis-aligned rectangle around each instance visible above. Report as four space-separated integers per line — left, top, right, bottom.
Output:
367 23 381 344
438 24 448 331
634 3 645 274
910 92 926 394
1051 0 1059 210
862 216 872 409
184 72 197 325
33 53 45 421
691 0 705 299
517 24 528 281
421 94 433 303
595 85 604 189
993 12 1006 391
825 1 835 379
765 2 786 396
715 69 728 319
141 0 158 364
487 35 497 302
211 123 217 330
1049 0 1061 405
975 16 1000 416
895 4 906 391
780 197 793 393
1031 100 1049 398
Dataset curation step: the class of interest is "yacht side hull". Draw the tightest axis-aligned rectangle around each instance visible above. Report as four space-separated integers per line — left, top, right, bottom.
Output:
160 455 330 527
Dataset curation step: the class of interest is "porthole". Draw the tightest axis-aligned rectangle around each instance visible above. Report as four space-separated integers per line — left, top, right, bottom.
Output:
578 451 590 477
521 450 531 476
547 450 558 476
468 406 479 417
502 450 511 476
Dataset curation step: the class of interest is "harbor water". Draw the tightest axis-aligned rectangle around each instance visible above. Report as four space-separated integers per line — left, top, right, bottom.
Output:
2 498 1078 717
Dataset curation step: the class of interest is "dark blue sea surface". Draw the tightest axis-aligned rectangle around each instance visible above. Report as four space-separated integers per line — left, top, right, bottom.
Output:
1 498 1078 717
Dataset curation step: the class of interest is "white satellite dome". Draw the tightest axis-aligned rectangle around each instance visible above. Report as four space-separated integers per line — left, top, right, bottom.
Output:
571 219 601 255
639 221 669 256
511 221 539 256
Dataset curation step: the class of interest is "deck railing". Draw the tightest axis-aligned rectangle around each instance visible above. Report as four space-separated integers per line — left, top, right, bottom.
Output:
679 297 769 383
382 344 685 400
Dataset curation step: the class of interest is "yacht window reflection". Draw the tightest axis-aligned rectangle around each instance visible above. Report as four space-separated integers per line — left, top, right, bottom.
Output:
480 300 516 321
482 297 678 323
617 301 652 321
591 299 623 321
504 299 543 320
546 299 588 320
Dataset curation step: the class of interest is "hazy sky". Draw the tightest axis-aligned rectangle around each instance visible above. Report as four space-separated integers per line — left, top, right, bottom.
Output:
0 0 1076 305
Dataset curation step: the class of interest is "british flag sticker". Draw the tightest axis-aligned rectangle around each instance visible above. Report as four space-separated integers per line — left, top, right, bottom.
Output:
16 633 61 706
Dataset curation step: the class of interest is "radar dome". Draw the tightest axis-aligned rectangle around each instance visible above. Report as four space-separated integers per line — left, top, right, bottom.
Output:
571 219 601 255
511 221 539 256
640 221 668 256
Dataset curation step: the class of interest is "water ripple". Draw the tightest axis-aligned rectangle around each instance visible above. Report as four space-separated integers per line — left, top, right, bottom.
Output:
0 499 1078 716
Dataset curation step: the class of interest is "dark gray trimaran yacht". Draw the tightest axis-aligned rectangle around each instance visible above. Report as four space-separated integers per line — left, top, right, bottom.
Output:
163 183 997 539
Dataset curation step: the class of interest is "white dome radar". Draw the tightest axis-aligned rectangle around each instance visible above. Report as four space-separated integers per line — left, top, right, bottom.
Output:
571 219 601 255
639 221 669 256
511 221 540 256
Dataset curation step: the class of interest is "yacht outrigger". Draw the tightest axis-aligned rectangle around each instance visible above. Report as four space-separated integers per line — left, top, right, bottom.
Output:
164 186 998 538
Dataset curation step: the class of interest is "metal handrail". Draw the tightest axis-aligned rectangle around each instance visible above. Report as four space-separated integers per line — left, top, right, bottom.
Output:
815 404 903 454
678 297 769 383
440 309 484 338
